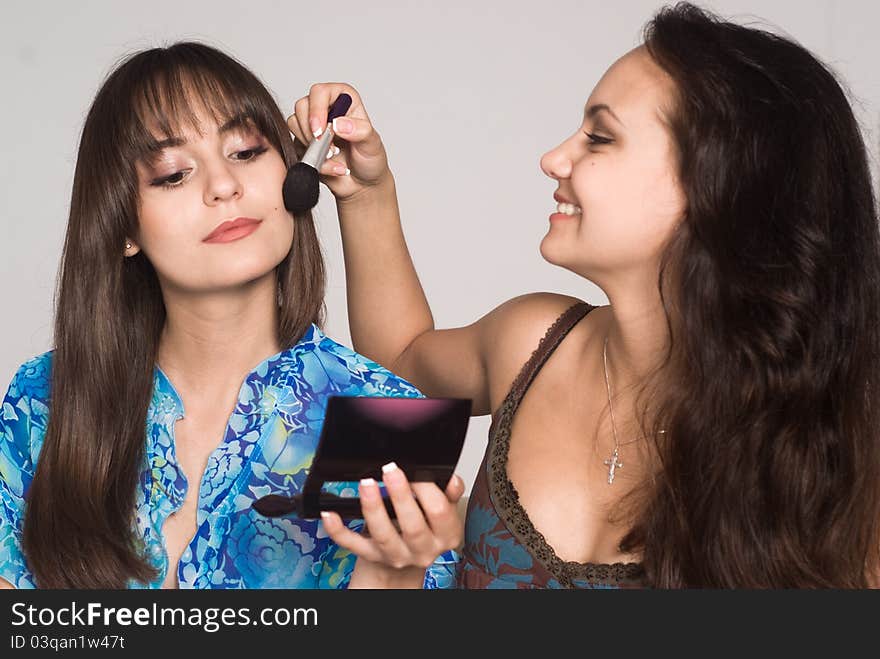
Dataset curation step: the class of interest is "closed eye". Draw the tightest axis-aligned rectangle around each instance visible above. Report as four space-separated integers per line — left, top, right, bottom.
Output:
585 132 613 146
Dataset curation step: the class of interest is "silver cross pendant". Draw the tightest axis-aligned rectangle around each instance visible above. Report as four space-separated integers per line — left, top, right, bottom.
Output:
604 447 623 484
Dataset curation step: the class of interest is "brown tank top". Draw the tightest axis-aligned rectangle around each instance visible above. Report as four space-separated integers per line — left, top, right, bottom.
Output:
457 302 646 588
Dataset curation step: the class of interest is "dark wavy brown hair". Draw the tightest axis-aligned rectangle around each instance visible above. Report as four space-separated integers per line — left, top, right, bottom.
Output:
22 42 325 588
618 4 880 587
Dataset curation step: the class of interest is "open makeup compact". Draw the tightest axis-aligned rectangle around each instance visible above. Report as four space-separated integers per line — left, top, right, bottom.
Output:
252 395 471 520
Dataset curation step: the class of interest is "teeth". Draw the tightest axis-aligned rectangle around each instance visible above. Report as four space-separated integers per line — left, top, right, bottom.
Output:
556 202 582 216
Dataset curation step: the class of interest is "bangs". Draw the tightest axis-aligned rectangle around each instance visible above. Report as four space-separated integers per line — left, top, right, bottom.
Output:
111 44 287 167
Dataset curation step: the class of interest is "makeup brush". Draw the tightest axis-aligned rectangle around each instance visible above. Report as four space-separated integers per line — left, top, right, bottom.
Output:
283 93 353 213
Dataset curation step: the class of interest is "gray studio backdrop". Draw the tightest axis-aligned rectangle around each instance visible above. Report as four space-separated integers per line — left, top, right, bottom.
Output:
1 0 878 492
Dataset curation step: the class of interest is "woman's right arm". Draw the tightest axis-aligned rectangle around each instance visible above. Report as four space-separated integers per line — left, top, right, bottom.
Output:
335 176 494 413
290 83 495 412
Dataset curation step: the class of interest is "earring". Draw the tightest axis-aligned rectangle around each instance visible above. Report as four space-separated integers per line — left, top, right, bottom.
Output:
125 242 132 250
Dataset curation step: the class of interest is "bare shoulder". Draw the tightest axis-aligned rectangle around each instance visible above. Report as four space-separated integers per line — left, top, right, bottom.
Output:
483 292 587 339
479 292 599 410
393 292 602 416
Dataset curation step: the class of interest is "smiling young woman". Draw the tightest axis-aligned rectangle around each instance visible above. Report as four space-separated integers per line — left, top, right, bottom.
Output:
297 3 880 588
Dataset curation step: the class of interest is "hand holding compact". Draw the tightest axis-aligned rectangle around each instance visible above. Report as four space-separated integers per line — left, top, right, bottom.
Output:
322 462 465 586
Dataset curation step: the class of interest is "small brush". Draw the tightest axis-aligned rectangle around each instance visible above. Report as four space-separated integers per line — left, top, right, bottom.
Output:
282 93 353 213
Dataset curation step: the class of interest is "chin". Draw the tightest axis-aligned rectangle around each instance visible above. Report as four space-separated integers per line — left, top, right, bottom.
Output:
540 239 602 281
206 247 287 285
539 234 574 268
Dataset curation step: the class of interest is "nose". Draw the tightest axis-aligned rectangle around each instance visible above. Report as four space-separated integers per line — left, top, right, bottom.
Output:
540 139 573 180
203 160 243 205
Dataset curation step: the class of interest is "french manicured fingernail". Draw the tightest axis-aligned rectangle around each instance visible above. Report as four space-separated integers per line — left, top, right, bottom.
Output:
381 462 398 474
320 511 330 521
332 117 353 135
360 478 378 500
310 118 323 138
332 146 341 156
333 164 349 175
325 149 334 160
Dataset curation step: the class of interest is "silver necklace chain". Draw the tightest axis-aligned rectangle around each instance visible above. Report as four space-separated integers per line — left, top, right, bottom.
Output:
602 336 643 484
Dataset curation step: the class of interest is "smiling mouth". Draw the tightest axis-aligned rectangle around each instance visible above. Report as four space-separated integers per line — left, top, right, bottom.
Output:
555 202 582 216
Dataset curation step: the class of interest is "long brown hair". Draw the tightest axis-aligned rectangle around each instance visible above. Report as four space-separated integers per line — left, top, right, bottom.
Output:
22 42 325 588
621 4 880 587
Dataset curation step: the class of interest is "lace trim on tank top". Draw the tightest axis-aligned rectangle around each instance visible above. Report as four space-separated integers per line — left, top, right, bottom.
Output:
487 301 646 588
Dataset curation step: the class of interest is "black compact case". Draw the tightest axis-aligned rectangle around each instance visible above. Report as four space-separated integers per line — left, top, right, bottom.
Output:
252 395 471 520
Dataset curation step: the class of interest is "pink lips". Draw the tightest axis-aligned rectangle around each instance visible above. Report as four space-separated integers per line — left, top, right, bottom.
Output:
203 217 262 243
553 191 576 205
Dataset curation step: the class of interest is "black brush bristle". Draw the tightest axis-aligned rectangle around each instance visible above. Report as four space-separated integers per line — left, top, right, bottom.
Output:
282 162 320 213
252 494 297 517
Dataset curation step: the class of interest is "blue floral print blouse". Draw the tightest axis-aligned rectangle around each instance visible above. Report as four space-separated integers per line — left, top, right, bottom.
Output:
0 324 457 589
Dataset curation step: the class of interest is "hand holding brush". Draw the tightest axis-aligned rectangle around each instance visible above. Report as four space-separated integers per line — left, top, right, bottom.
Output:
285 84 392 210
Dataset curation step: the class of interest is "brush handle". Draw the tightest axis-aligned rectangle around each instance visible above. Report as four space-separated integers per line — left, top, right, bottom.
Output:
328 93 352 121
299 93 353 169
301 129 334 169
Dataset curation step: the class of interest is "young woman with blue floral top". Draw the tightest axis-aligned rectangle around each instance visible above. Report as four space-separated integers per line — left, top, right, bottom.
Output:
0 42 462 590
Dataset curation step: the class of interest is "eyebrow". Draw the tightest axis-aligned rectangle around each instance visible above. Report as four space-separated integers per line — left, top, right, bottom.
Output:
584 103 624 127
147 113 257 152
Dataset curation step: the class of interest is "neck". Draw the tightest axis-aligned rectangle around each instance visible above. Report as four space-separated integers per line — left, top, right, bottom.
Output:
600 275 670 395
156 271 282 400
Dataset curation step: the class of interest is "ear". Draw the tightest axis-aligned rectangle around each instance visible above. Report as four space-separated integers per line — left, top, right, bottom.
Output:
124 239 141 257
